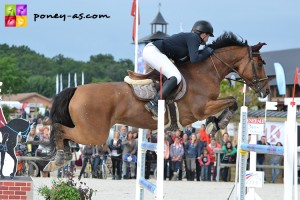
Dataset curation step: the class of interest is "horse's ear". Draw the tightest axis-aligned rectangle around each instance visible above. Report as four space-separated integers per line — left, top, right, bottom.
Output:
251 42 267 52
245 40 248 45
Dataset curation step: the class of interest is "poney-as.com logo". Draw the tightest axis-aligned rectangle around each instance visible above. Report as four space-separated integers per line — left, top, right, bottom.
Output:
5 4 27 27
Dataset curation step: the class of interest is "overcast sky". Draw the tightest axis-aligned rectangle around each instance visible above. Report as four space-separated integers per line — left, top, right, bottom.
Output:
1 0 300 62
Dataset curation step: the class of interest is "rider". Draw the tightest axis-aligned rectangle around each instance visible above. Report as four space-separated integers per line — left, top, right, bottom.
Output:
143 20 215 117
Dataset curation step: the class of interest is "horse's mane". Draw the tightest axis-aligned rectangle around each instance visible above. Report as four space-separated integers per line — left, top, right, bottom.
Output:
208 32 247 50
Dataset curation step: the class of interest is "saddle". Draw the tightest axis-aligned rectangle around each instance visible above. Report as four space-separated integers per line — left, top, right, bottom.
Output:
124 69 187 131
125 69 187 102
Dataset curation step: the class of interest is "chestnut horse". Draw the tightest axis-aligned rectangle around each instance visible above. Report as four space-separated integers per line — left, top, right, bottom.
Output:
44 32 270 170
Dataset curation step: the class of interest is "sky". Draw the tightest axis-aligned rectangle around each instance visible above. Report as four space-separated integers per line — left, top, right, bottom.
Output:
1 0 300 62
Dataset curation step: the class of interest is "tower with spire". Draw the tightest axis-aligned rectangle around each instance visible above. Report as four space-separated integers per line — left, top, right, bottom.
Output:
139 4 169 44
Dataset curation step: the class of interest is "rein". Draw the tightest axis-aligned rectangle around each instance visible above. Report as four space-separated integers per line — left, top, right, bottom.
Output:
5 121 31 139
210 46 268 93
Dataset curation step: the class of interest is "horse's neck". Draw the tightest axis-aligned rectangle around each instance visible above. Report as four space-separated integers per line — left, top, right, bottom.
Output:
213 46 249 78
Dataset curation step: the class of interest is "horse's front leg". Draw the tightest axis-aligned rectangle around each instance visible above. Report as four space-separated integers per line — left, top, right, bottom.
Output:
0 151 5 179
203 96 238 134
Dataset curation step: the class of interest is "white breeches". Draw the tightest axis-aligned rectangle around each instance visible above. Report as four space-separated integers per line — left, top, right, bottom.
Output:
143 43 182 85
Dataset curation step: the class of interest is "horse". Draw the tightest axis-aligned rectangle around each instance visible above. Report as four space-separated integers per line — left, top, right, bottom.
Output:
44 32 270 171
0 118 31 179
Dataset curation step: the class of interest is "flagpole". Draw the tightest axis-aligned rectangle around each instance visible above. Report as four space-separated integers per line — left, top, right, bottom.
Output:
134 0 139 73
56 74 59 94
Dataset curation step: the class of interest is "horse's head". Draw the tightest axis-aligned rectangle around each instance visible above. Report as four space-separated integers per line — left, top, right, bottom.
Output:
5 118 31 143
209 32 270 98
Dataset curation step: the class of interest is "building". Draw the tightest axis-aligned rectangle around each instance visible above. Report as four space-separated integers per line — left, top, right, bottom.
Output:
138 10 169 44
262 48 300 108
1 92 52 119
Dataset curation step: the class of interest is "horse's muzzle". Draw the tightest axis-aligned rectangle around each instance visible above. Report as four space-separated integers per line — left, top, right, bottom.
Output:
258 87 270 98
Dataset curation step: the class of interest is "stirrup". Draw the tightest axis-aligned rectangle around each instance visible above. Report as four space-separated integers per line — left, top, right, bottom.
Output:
145 101 158 117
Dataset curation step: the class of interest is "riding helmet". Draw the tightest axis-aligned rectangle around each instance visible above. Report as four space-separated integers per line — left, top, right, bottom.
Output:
192 20 214 37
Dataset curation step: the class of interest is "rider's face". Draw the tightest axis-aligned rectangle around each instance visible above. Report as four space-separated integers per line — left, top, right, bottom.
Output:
200 33 210 43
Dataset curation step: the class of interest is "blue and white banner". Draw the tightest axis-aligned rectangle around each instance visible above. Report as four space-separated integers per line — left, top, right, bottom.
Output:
274 62 286 95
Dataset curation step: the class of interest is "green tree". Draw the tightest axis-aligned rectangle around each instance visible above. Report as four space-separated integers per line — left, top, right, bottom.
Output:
0 57 29 94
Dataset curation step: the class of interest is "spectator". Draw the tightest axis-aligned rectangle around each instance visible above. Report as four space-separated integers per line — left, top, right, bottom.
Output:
78 145 93 180
199 147 211 181
119 125 128 142
122 131 137 179
145 129 156 179
221 141 237 182
199 124 210 146
185 133 200 181
35 126 51 177
92 144 107 178
184 124 195 139
269 142 283 183
170 136 184 181
195 135 204 181
207 138 221 181
108 131 122 180
27 126 39 155
257 135 270 181
182 133 189 180
220 132 230 147
164 133 170 180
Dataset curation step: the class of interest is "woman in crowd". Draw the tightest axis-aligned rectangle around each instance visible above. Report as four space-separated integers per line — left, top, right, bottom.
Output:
199 124 210 146
170 136 184 180
122 131 137 179
269 142 283 183
164 133 170 180
108 131 122 180
207 138 221 181
221 141 237 182
185 133 200 181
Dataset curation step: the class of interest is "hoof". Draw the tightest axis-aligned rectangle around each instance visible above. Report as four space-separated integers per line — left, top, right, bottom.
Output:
0 174 4 179
55 150 65 166
10 173 14 180
64 152 73 161
218 111 233 129
206 122 219 135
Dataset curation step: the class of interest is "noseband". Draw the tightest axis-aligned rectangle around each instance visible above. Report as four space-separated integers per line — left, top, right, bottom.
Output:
210 46 268 94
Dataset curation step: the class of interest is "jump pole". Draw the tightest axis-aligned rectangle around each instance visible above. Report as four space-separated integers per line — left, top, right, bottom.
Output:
135 100 164 200
237 99 298 200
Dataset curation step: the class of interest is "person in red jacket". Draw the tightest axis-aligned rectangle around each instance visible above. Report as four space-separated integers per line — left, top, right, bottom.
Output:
199 124 210 146
206 138 221 181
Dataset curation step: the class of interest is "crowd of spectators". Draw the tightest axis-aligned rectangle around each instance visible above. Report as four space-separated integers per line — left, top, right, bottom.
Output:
14 120 287 183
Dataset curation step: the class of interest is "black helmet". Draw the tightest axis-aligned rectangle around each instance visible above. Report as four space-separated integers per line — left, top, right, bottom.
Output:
192 20 214 37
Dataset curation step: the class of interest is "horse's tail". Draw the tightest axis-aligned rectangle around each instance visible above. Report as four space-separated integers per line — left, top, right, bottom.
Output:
49 87 77 157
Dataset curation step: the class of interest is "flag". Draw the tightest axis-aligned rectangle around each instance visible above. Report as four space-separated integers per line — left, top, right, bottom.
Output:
68 72 71 88
74 73 77 87
273 63 286 95
131 0 140 41
60 74 63 92
56 74 59 94
82 71 85 85
291 67 299 106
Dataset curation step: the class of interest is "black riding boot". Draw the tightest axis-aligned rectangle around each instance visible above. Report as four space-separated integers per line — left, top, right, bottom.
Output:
145 76 177 117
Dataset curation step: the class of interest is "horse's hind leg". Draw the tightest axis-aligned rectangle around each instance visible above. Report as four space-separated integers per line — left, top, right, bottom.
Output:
7 149 17 179
53 123 68 166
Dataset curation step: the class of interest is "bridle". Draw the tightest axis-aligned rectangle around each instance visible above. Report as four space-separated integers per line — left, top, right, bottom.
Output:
210 46 268 93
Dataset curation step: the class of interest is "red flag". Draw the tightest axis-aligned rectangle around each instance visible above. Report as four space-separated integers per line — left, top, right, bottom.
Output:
131 0 140 41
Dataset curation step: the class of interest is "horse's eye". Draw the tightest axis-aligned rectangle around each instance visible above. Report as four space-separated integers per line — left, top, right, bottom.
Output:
258 63 263 68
